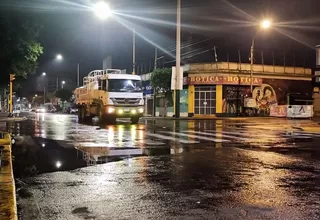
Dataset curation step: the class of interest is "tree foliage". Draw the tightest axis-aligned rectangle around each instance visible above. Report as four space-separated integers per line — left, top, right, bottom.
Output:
150 68 172 93
0 14 43 83
54 89 73 102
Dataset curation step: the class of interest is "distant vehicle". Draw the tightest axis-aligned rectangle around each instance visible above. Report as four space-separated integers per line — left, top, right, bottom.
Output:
69 107 78 114
74 69 144 124
35 103 57 113
12 107 21 116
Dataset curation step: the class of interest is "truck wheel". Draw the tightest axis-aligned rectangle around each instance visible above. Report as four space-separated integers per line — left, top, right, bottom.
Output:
78 107 85 122
131 117 140 124
106 117 116 125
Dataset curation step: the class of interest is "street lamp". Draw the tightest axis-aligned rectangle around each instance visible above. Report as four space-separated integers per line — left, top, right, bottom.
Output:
250 19 272 93
56 54 63 60
93 2 112 20
61 81 65 89
42 72 46 76
93 2 136 75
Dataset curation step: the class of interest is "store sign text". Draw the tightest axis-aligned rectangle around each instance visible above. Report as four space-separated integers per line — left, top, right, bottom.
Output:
188 76 263 85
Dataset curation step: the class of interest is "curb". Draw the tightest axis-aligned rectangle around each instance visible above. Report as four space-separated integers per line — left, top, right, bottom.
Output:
0 117 27 122
0 140 18 220
142 117 275 121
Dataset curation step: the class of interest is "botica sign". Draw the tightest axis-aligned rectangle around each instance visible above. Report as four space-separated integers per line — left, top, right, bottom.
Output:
188 75 263 85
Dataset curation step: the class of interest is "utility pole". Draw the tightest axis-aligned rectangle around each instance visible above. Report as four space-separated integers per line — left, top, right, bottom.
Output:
132 29 136 75
9 74 15 113
175 0 181 118
250 37 255 94
77 63 80 87
56 78 59 91
43 86 46 104
152 47 158 117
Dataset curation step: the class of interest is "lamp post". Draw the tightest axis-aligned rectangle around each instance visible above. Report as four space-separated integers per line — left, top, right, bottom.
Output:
175 0 181 118
56 54 80 87
250 19 272 93
93 2 136 75
61 81 65 89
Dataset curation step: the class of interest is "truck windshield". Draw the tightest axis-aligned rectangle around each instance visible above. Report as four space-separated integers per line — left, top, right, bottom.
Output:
108 79 142 93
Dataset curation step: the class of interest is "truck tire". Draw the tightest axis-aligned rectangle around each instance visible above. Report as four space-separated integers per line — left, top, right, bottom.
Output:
106 116 116 125
78 106 85 122
97 106 106 123
131 117 140 124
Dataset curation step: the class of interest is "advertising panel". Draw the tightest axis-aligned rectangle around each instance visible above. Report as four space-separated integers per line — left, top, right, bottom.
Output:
287 105 313 118
222 79 312 116
270 105 287 117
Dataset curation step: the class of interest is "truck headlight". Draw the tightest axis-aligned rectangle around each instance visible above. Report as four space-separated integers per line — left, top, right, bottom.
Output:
138 108 144 113
118 109 124 114
108 107 115 113
131 109 137 114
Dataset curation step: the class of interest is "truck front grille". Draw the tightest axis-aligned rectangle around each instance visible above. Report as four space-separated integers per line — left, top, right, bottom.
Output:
112 98 140 105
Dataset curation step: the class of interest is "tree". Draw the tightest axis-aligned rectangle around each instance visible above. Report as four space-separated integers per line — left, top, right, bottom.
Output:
150 68 172 93
150 68 173 114
54 89 73 102
0 13 43 84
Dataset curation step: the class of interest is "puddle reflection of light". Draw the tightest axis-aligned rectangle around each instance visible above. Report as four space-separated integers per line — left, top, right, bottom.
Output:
107 126 114 144
138 130 144 144
55 161 62 169
118 125 124 146
131 125 136 141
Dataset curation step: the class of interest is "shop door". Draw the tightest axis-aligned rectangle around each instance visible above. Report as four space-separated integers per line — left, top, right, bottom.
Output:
195 86 216 115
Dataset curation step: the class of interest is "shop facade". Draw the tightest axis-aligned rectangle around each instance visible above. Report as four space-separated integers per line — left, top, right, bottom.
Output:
185 62 312 117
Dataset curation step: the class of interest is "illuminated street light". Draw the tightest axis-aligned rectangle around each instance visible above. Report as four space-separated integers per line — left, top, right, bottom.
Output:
55 161 62 169
42 72 46 76
261 19 271 29
56 54 63 60
249 19 273 93
61 80 65 89
93 2 112 20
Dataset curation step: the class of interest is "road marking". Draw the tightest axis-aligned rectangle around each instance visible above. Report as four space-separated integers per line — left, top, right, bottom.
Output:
160 131 230 143
184 130 253 141
146 133 200 144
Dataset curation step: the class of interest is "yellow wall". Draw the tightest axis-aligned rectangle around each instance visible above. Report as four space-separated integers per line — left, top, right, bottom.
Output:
216 85 223 114
188 85 195 114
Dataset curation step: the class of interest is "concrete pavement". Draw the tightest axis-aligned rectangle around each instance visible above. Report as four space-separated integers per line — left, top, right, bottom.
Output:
0 133 17 220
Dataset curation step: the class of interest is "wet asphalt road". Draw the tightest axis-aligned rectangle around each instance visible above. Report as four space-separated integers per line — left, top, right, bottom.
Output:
1 112 320 219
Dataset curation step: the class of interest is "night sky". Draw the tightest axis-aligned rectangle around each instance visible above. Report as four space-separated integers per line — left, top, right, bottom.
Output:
1 0 320 93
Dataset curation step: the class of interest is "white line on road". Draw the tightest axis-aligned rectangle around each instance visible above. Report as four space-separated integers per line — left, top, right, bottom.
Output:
183 130 253 141
146 133 200 144
160 131 230 143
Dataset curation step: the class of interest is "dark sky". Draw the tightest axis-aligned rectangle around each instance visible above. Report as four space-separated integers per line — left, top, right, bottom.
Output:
2 0 320 93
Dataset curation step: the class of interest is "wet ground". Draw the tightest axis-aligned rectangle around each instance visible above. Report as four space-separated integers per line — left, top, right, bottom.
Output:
1 112 320 219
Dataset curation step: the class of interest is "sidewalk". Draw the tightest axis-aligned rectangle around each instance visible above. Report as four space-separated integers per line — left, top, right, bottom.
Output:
142 116 275 121
0 135 17 220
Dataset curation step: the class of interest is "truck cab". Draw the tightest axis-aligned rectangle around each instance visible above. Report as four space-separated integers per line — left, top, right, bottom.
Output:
74 69 144 124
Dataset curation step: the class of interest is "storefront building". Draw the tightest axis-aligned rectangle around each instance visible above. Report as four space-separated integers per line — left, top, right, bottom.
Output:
185 62 312 117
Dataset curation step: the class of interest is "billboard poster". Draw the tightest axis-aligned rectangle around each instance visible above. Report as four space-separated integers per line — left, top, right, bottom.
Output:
270 105 287 117
222 79 312 116
287 105 313 118
317 45 320 67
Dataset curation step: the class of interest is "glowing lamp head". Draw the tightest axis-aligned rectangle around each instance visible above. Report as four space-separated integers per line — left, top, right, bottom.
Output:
261 20 271 29
93 2 112 20
56 54 63 60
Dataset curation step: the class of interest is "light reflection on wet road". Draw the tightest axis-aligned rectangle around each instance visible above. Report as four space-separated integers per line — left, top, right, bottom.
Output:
1 113 320 219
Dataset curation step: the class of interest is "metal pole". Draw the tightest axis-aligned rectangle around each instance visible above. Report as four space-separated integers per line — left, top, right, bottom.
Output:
77 63 80 87
132 29 136 75
9 81 12 113
250 37 255 93
43 86 46 104
56 78 59 90
175 0 181 118
153 47 158 117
